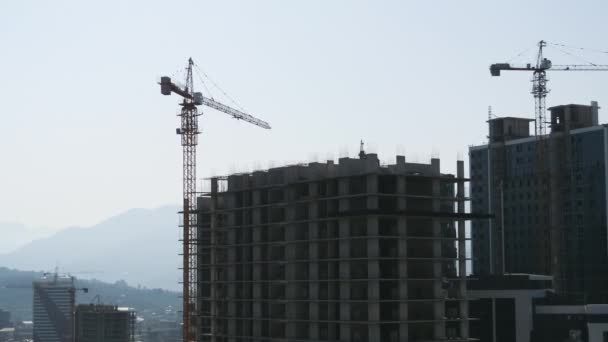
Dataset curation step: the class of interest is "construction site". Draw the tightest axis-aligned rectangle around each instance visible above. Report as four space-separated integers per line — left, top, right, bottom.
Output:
159 58 479 341
196 152 474 342
157 40 608 342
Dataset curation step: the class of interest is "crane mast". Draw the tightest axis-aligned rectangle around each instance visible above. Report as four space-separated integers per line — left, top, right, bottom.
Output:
489 40 608 285
165 58 199 342
490 40 608 135
160 58 270 342
532 41 549 137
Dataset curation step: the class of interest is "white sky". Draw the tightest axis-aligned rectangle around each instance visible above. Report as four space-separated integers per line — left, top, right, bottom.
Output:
2 0 608 229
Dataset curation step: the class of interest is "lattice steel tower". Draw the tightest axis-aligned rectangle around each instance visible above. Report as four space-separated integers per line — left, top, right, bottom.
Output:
160 58 270 342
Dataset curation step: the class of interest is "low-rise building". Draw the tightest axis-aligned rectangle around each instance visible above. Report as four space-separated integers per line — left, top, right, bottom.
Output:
0 328 14 342
468 273 553 342
532 304 608 342
74 304 135 342
14 321 33 341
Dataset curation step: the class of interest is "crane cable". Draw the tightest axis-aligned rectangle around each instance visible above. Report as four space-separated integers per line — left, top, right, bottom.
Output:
194 69 214 101
192 62 247 112
506 46 534 63
547 45 599 66
548 42 608 55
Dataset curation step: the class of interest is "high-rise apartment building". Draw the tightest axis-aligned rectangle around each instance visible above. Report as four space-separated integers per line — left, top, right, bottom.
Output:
469 101 608 300
74 304 135 342
33 274 75 342
197 152 475 342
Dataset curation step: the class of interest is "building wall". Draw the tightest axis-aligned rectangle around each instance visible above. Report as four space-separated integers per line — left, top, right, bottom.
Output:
470 125 608 300
198 155 472 342
32 276 74 342
74 305 135 342
470 145 493 275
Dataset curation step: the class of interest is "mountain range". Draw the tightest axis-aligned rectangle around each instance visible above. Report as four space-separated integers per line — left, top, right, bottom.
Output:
0 206 182 290
0 222 59 254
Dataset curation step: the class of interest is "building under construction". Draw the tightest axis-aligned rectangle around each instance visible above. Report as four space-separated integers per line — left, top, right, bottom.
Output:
470 101 608 301
197 152 475 342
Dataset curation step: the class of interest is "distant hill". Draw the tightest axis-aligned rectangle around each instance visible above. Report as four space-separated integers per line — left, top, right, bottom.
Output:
0 267 180 322
0 206 182 290
0 222 57 254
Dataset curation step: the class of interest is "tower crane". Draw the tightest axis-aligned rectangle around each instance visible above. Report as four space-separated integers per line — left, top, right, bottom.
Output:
489 40 608 280
160 58 270 342
490 40 608 136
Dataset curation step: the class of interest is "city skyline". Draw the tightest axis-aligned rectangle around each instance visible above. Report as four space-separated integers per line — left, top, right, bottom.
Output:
5 2 608 341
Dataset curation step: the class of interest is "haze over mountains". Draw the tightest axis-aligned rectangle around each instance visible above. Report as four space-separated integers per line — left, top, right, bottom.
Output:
0 206 181 290
0 222 59 254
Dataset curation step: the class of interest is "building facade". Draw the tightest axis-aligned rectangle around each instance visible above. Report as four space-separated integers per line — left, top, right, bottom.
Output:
197 153 475 342
469 101 608 300
33 275 75 342
74 304 135 342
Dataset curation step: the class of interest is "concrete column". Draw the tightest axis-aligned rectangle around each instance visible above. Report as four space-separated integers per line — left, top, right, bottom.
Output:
209 179 219 341
328 261 338 341
308 181 319 340
285 193 297 340
457 160 469 339
431 158 440 174
367 216 380 341
397 176 407 210
432 178 446 340
338 178 349 213
367 174 378 209
339 217 351 341
251 190 263 339
492 298 497 342
226 195 237 339
336 177 351 339
227 319 236 342
398 215 408 337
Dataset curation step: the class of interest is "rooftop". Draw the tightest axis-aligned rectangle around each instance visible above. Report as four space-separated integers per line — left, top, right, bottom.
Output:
468 273 553 290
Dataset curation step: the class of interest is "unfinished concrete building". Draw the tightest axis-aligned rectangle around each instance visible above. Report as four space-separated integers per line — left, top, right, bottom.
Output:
197 152 474 342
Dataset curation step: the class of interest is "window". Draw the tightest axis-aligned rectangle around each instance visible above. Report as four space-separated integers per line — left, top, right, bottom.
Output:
350 176 367 194
380 218 398 236
351 305 368 321
351 281 368 300
351 239 367 258
350 218 367 236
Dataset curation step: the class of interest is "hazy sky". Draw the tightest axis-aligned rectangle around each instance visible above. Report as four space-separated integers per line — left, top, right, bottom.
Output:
2 0 608 229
